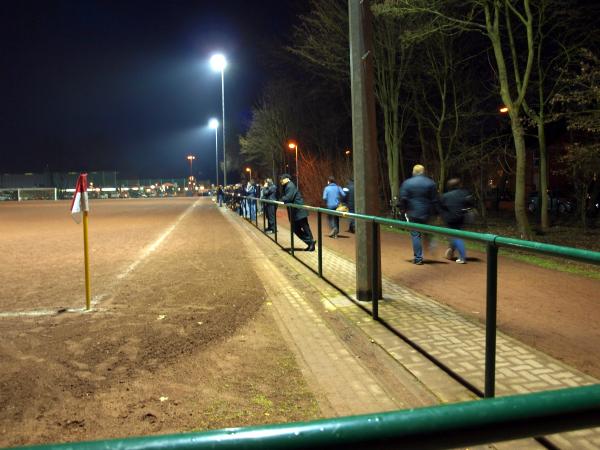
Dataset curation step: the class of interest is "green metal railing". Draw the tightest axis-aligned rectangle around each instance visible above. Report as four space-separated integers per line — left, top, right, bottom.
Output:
231 194 600 399
15 384 600 450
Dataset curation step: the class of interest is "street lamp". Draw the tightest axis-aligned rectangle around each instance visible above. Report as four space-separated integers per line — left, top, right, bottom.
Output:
210 53 228 186
245 167 252 181
345 149 352 174
288 141 299 189
186 155 196 177
209 118 219 186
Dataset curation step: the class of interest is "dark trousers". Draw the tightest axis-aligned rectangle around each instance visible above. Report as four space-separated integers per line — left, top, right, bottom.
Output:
292 217 314 245
266 204 277 231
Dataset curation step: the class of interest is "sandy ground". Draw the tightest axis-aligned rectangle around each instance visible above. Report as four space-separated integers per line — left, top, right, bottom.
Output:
0 198 318 447
287 211 600 378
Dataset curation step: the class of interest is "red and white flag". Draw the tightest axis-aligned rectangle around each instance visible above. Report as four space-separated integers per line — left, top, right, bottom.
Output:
70 173 89 223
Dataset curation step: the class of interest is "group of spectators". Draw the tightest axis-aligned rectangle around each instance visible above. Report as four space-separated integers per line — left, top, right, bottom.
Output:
215 164 472 264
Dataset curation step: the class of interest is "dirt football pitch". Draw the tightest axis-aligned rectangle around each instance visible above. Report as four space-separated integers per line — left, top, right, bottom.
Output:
0 198 319 447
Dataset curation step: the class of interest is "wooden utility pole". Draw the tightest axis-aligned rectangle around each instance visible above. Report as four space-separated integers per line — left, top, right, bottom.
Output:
349 0 381 301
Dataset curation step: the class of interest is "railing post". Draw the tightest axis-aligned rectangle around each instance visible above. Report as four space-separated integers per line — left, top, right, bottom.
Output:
262 200 266 232
290 208 294 256
371 220 379 319
274 205 278 244
485 242 498 398
317 211 323 277
254 198 258 228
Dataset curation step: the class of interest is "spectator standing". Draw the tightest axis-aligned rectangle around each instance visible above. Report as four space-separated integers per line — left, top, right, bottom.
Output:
235 184 244 216
343 178 355 233
399 164 439 265
216 185 224 207
322 176 345 238
441 178 473 264
279 173 316 251
245 180 257 220
261 178 278 233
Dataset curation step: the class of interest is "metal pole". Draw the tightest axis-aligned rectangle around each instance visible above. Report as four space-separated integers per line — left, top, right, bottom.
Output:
82 210 91 310
371 221 380 319
215 128 219 187
290 209 295 256
274 207 278 244
221 69 227 187
485 243 499 398
317 212 323 277
349 0 381 301
296 146 299 191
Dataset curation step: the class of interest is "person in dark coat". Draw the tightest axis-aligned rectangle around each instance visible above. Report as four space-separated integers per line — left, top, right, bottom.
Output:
343 178 355 233
279 173 315 251
399 164 439 265
216 185 224 207
441 178 473 264
261 178 278 233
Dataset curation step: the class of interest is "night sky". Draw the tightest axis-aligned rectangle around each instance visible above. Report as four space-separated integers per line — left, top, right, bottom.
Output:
0 0 303 179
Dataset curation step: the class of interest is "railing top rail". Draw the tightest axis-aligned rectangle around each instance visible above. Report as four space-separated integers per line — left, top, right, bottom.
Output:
18 384 600 450
231 194 600 265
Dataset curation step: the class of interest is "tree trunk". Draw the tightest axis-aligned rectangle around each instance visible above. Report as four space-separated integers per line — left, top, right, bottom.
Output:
510 116 532 239
537 120 549 231
382 104 401 203
435 130 445 190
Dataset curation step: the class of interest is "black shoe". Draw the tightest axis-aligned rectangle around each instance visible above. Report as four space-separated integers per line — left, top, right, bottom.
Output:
306 241 316 252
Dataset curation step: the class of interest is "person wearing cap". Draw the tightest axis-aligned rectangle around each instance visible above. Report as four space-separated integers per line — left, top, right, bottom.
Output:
279 173 316 251
398 164 439 265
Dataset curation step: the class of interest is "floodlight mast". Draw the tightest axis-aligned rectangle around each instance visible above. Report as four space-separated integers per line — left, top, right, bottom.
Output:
210 54 228 187
209 118 219 186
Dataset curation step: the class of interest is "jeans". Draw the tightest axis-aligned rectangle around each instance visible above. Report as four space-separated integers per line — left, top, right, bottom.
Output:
447 222 466 260
328 211 339 232
408 217 427 263
450 238 466 260
410 230 423 263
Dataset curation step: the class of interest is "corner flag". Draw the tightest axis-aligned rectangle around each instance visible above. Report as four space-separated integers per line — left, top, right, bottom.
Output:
70 173 89 223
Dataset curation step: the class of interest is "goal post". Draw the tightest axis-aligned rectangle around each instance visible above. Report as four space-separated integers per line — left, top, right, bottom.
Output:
0 187 58 201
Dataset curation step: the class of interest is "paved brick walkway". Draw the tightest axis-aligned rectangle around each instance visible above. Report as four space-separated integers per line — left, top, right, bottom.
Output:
221 205 600 449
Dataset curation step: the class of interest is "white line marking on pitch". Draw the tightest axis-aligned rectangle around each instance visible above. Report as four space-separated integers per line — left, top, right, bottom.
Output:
117 199 200 279
0 200 200 318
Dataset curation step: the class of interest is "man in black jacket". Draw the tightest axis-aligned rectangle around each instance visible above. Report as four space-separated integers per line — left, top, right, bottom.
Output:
279 174 316 251
441 178 473 264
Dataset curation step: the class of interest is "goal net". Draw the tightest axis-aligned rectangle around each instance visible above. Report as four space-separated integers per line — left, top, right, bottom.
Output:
0 188 58 201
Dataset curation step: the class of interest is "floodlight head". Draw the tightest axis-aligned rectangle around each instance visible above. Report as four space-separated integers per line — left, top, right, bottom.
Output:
209 118 219 129
210 53 227 72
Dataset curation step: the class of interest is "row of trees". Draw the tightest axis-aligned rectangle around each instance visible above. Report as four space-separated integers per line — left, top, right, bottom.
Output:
237 0 599 238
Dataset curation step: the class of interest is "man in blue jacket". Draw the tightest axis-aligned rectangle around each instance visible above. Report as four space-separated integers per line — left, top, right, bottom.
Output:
399 164 439 265
323 176 345 238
